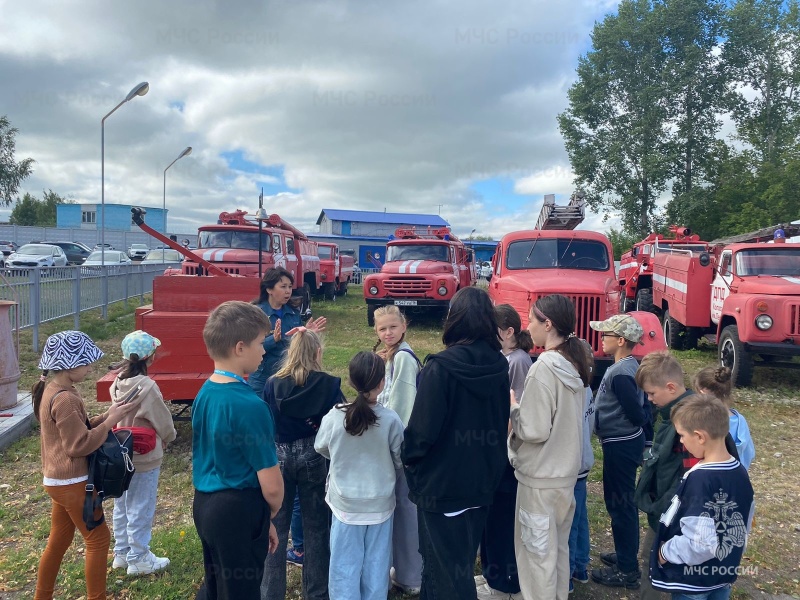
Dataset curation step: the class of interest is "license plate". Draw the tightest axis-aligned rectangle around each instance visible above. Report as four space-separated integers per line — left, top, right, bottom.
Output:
394 300 417 306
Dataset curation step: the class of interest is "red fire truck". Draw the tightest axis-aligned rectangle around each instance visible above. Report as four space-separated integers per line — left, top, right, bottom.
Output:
96 207 319 409
317 242 355 300
648 224 800 386
488 193 666 378
362 226 477 326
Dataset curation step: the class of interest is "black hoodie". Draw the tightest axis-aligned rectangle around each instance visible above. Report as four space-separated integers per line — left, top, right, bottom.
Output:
264 371 345 443
402 340 511 513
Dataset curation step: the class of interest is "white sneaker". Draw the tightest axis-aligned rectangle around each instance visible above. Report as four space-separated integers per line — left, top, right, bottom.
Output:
112 555 127 569
476 582 521 600
390 566 421 595
126 552 170 575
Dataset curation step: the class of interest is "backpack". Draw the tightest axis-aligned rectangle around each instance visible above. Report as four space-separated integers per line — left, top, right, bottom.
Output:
83 426 136 530
390 348 423 386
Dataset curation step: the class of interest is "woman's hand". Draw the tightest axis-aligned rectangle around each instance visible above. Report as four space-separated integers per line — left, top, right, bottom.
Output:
510 389 519 407
376 347 389 361
106 397 141 425
305 316 327 333
272 319 282 343
268 522 278 554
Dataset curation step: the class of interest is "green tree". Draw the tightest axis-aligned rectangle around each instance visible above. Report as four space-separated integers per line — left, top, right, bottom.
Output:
9 193 39 225
606 227 643 260
558 0 673 237
9 190 71 226
0 116 34 206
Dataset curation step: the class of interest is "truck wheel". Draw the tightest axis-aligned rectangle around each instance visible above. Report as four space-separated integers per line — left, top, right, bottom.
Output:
684 327 700 350
323 282 336 301
620 294 635 313
301 283 312 319
337 281 348 296
662 309 686 351
367 305 376 327
635 288 654 313
719 325 754 387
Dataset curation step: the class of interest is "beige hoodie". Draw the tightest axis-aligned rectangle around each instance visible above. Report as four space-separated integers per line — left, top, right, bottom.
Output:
110 374 177 472
508 351 584 489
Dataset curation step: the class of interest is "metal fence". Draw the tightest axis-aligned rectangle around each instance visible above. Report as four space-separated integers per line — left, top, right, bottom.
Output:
0 263 180 350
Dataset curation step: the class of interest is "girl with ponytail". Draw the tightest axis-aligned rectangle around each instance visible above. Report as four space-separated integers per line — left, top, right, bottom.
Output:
314 351 404 599
509 294 594 598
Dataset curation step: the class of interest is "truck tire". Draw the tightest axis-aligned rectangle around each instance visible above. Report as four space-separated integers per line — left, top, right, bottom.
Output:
323 282 336 301
684 327 700 350
301 283 312 319
367 305 376 327
620 294 635 313
337 280 348 296
635 288 654 313
662 309 686 351
719 325 754 387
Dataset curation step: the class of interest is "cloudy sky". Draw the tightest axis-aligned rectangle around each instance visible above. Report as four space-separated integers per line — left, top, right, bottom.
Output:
0 0 622 239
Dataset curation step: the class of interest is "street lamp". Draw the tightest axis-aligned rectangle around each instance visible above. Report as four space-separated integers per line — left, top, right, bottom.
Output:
469 228 476 241
163 146 192 235
101 81 149 267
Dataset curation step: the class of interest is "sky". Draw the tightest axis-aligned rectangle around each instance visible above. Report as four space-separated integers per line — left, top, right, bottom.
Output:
0 0 623 240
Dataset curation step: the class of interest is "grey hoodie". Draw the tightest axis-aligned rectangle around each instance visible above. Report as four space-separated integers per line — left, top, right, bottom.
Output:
508 351 585 489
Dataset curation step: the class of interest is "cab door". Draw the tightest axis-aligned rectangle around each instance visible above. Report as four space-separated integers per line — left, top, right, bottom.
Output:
710 251 732 325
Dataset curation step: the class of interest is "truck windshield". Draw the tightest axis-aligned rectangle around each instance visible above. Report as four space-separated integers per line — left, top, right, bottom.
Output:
318 246 332 259
735 248 800 276
199 230 271 250
387 244 449 262
506 239 609 270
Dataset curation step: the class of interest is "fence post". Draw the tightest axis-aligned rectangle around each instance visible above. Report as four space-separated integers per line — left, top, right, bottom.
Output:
123 266 129 308
140 264 145 304
101 267 108 318
73 266 81 330
30 269 41 351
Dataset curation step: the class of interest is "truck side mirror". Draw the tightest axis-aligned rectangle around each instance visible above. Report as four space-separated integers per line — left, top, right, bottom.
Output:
699 252 710 267
466 254 473 263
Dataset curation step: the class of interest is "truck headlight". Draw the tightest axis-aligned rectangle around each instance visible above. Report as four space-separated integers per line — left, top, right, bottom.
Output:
369 285 378 295
438 286 447 296
755 315 773 330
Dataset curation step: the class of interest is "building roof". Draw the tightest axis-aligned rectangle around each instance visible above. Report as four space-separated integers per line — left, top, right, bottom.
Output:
317 209 449 227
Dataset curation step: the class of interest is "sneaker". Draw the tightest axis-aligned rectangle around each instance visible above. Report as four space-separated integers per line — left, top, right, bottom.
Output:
474 575 488 588
600 551 617 566
476 582 519 599
591 565 640 589
572 568 589 583
112 555 127 569
391 567 421 595
286 547 304 566
126 552 170 575
569 579 574 594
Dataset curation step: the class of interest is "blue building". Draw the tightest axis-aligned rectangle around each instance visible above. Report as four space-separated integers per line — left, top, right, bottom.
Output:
57 203 168 234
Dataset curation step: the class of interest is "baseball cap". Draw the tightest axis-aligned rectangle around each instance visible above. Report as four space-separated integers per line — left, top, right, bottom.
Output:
121 330 161 361
590 314 644 345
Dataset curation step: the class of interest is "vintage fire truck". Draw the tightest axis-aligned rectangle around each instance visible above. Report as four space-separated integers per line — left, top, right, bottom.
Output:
96 207 319 408
646 224 800 386
488 193 665 378
317 242 355 300
362 226 477 326
618 226 707 313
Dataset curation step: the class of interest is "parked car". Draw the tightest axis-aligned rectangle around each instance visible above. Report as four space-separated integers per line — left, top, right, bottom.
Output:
81 250 132 274
128 244 149 260
46 241 93 265
93 243 115 251
6 244 68 269
141 249 184 264
0 241 18 256
478 261 493 278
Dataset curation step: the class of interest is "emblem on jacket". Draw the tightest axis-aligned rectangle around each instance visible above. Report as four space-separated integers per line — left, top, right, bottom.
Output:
702 489 747 560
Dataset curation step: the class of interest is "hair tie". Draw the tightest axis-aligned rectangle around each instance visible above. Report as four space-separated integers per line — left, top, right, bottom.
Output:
39 373 47 382
567 332 577 339
532 304 549 321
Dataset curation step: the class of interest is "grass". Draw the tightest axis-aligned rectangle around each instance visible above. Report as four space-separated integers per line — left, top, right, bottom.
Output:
1 288 799 598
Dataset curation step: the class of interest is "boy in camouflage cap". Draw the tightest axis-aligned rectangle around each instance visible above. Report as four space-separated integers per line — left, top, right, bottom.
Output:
588 314 650 589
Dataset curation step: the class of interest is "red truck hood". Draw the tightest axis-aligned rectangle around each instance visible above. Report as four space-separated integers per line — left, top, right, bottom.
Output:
382 260 454 275
736 275 800 296
500 270 616 295
193 248 263 263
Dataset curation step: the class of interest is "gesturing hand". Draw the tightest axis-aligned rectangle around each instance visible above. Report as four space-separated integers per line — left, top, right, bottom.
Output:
273 319 282 342
306 316 327 333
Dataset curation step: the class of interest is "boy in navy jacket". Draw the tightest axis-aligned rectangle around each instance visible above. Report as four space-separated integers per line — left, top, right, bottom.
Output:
651 394 754 600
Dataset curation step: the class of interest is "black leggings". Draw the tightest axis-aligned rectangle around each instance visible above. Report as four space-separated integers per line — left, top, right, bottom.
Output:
193 487 271 600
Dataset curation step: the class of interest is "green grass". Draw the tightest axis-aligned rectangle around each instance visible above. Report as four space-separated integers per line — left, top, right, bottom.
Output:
1 288 799 598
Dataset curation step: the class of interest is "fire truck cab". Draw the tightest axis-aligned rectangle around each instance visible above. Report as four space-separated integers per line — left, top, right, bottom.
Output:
363 227 476 325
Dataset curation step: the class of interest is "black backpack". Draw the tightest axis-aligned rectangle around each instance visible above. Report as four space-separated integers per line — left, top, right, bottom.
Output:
83 425 136 530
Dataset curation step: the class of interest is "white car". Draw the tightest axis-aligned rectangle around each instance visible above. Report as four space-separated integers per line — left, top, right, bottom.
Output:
479 261 493 278
6 244 68 269
128 244 149 260
81 250 132 274
141 249 184 264
93 243 115 251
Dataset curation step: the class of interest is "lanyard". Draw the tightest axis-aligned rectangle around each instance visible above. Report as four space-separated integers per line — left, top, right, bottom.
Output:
213 369 248 386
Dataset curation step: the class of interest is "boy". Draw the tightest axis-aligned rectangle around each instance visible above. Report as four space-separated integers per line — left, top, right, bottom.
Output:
192 301 284 600
651 395 754 599
589 314 649 589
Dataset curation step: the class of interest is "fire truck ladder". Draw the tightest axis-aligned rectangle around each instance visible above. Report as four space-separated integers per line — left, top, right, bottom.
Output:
711 223 800 245
534 192 586 231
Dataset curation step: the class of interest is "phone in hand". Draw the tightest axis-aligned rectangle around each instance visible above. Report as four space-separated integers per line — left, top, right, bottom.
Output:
120 384 143 404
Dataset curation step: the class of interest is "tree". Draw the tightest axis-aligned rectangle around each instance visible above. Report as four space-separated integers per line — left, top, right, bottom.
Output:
0 116 34 206
558 0 674 237
9 190 72 226
606 227 643 260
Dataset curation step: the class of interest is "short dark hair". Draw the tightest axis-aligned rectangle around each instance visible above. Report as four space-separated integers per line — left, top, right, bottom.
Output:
442 287 501 351
254 267 295 305
204 301 270 360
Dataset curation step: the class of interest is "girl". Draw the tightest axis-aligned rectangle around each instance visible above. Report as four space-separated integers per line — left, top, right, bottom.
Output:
315 351 404 600
373 305 422 594
33 330 140 600
109 330 177 575
476 304 533 599
509 294 594 599
403 287 511 599
693 366 755 469
262 328 343 600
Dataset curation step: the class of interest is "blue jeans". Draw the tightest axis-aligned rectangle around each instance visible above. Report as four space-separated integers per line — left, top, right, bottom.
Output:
568 477 589 575
261 436 330 600
329 514 393 600
291 492 304 550
672 586 731 600
113 467 161 562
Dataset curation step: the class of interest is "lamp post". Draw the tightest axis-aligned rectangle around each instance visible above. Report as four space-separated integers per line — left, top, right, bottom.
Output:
101 81 149 267
469 228 476 241
163 146 192 235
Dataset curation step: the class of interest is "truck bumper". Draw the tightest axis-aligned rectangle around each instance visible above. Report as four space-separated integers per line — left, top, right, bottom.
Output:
366 298 450 309
743 341 800 357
